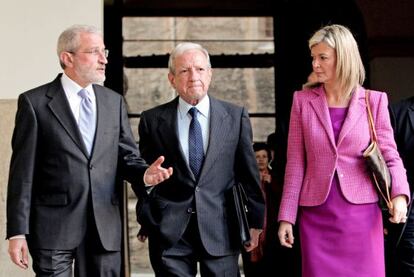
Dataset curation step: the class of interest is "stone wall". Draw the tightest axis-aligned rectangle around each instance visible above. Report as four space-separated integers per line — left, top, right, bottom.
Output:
127 186 153 274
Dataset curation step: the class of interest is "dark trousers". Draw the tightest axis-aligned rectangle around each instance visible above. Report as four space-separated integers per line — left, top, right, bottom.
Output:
241 238 301 277
386 207 414 277
149 214 240 277
29 208 121 277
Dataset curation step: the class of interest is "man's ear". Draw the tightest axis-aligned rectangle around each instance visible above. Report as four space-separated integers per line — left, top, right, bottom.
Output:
60 52 74 68
168 72 175 88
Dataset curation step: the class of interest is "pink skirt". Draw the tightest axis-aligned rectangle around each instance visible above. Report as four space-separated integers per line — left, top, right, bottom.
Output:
299 175 385 277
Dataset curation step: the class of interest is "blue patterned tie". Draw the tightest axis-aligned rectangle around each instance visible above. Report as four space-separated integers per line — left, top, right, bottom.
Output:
188 107 204 180
78 89 96 155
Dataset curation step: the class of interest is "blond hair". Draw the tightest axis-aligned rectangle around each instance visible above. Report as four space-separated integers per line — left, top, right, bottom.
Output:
308 24 365 97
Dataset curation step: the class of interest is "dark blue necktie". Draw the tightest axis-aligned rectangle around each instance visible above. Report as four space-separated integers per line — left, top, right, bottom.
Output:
78 89 96 155
188 107 204 180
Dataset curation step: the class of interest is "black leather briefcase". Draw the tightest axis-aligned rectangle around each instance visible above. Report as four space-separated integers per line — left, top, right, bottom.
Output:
230 183 251 246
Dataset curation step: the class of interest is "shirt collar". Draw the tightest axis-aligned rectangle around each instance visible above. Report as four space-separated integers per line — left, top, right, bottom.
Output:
178 95 210 119
61 73 95 100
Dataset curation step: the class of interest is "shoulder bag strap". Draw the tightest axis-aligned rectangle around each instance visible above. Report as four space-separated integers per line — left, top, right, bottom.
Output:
365 90 393 209
365 90 378 142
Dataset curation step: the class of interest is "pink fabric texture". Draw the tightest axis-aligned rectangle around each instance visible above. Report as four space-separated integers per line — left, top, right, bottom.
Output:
299 107 384 277
278 86 410 224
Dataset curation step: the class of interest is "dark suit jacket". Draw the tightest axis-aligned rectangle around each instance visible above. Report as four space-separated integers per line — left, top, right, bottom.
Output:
389 96 414 246
6 74 148 251
137 96 265 256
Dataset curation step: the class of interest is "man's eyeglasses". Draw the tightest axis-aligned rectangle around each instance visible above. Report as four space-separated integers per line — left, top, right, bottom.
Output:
68 48 109 58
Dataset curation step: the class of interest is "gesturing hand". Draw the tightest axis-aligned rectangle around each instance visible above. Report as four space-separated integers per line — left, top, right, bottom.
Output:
144 156 173 186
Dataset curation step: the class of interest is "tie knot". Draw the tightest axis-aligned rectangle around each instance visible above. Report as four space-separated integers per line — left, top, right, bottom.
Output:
188 107 198 118
78 89 89 99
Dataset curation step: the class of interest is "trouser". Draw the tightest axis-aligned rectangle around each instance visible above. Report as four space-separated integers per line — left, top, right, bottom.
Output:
29 207 121 277
149 214 240 277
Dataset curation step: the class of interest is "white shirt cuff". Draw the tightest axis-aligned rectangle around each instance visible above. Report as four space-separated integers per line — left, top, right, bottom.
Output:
143 169 154 194
9 235 25 240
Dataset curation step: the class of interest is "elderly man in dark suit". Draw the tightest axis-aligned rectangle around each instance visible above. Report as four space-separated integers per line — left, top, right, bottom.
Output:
388 96 414 276
136 42 265 276
6 24 172 277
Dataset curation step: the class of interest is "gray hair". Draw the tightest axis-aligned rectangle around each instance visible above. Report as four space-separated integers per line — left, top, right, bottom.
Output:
168 42 211 74
309 24 365 97
57 25 102 69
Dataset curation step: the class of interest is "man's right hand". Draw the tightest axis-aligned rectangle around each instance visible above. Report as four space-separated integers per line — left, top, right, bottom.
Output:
8 238 29 269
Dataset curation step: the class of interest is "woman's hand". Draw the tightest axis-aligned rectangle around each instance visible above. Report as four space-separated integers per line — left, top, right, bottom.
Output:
389 195 408 224
278 221 294 248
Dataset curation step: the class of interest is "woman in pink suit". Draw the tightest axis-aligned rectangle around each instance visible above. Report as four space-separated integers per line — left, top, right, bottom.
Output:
277 24 410 277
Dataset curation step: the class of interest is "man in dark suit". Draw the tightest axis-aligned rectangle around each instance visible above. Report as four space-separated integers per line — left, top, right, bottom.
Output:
6 24 172 277
388 96 414 276
136 42 265 276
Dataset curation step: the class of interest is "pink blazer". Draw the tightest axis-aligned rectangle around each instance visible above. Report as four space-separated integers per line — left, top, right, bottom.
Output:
278 86 410 224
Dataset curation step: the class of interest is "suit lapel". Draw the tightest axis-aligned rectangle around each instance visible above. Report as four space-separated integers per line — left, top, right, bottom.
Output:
198 97 230 181
155 97 231 182
309 88 336 149
91 85 110 159
156 99 191 178
408 101 414 134
337 87 365 146
46 76 87 156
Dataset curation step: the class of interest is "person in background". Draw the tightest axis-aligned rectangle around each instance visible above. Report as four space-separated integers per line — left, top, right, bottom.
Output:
266 133 276 170
277 24 410 277
6 24 172 277
387 97 414 276
302 71 319 89
136 42 265 276
242 142 282 276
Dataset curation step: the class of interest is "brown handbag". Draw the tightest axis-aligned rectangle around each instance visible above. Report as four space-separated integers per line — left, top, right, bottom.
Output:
362 90 393 209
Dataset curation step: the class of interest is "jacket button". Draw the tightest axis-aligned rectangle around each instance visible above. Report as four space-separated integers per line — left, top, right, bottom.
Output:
89 164 94 170
187 208 193 213
195 186 200 192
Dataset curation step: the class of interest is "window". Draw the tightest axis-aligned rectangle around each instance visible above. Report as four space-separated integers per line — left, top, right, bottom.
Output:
123 17 275 141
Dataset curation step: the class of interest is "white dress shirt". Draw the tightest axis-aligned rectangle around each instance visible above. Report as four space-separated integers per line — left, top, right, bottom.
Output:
177 96 210 167
61 73 96 122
